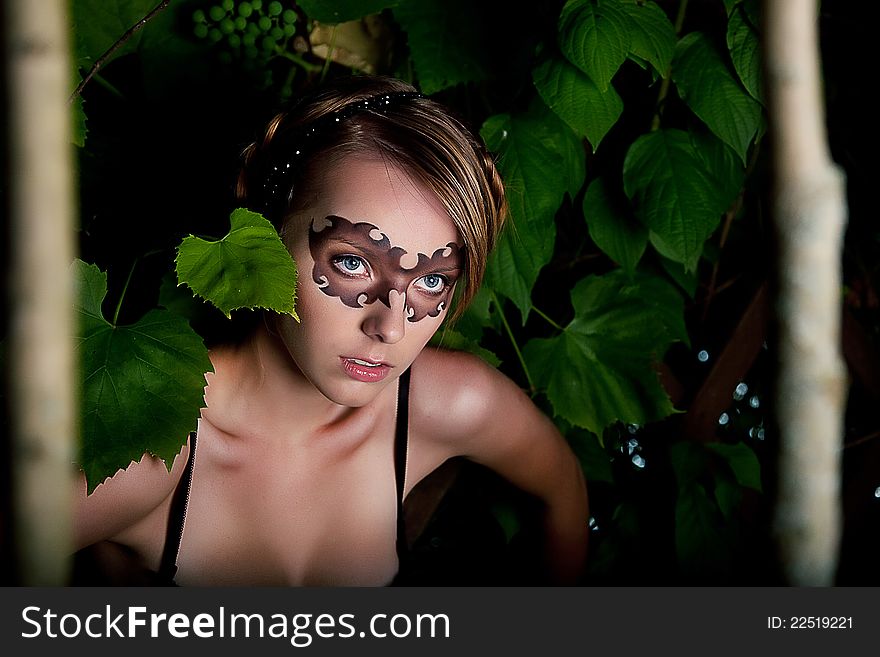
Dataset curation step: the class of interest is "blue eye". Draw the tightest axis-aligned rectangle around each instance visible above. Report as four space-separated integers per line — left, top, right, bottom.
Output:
341 256 361 271
333 255 368 277
414 274 447 295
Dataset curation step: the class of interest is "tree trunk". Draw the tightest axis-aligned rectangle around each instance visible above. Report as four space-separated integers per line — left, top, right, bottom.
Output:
6 0 77 585
764 0 848 586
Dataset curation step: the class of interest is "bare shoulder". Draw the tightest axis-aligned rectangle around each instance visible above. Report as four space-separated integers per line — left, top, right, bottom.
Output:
408 347 537 452
73 440 191 550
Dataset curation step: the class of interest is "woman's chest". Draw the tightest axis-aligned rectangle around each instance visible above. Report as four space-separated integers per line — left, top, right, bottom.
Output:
174 420 403 586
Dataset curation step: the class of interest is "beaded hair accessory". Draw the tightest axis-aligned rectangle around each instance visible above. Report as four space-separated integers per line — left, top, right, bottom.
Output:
261 90 424 216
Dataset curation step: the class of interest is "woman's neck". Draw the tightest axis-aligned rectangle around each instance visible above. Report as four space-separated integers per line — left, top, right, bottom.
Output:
202 322 372 438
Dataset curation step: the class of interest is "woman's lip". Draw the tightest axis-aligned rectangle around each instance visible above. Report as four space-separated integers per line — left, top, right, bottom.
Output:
340 357 392 382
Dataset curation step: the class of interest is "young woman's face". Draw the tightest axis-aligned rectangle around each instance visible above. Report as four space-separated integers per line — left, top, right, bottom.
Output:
278 155 462 407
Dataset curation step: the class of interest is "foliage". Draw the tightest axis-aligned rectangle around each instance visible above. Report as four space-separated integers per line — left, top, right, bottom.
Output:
68 0 789 583
73 260 213 493
175 208 299 319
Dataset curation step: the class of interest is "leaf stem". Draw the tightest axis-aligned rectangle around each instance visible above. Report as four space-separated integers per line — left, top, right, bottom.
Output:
532 306 565 331
113 259 139 326
491 291 536 395
91 73 125 99
276 51 323 73
319 24 338 84
650 0 690 131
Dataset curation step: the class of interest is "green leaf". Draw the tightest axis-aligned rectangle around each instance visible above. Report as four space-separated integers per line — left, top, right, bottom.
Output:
721 0 741 15
566 428 614 484
392 0 490 94
523 271 684 433
298 0 399 23
73 260 213 494
71 66 87 147
481 107 585 323
623 129 729 271
672 31 763 163
490 500 522 544
621 0 676 78
713 477 743 521
558 0 631 91
71 96 87 147
670 440 707 486
659 256 698 299
675 481 732 577
583 177 648 273
72 0 159 68
72 0 204 96
175 208 298 319
706 441 763 492
625 52 660 82
453 286 500 341
532 57 624 152
689 129 746 212
429 327 501 368
727 0 764 104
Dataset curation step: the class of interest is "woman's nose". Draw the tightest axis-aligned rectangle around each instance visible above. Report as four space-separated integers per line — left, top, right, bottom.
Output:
361 289 407 343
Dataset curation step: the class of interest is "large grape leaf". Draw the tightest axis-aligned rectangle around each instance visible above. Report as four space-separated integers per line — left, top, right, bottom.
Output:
71 0 193 73
532 56 623 152
392 0 491 94
672 31 763 163
72 0 204 97
72 0 159 67
429 327 501 368
558 0 631 92
71 63 87 147
621 0 676 78
566 428 614 484
74 260 213 494
583 177 648 273
175 208 298 319
623 129 729 271
481 105 585 323
298 0 400 23
523 271 686 433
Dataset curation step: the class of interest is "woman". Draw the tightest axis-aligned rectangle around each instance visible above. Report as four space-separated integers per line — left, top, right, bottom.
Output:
73 75 589 586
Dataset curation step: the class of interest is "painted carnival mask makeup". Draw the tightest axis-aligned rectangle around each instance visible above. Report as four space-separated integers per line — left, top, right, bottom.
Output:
309 214 462 322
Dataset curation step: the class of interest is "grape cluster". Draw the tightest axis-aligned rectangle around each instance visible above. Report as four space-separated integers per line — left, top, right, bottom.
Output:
192 0 297 61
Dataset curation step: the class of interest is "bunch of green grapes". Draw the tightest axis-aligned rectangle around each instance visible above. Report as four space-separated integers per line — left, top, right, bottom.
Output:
192 0 298 61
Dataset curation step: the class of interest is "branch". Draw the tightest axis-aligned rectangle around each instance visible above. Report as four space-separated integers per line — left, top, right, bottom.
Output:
69 0 171 104
8 0 77 585
765 0 848 586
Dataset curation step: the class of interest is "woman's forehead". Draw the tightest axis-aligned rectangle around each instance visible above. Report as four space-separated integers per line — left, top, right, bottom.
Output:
302 155 460 252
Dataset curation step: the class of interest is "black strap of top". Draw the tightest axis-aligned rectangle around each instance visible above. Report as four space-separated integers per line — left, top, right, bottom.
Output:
157 432 197 585
394 367 411 563
158 372 410 584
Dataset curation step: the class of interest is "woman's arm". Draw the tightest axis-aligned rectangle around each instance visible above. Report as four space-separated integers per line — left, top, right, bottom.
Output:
72 442 190 552
412 349 590 584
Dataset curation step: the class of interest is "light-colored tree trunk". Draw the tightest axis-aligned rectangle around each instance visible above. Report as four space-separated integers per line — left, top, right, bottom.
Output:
764 0 848 586
6 0 77 585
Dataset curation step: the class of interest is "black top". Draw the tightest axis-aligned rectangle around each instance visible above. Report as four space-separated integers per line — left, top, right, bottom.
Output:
155 367 412 585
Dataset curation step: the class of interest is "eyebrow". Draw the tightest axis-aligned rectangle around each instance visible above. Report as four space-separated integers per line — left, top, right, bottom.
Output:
327 236 374 249
428 263 463 274
322 230 461 262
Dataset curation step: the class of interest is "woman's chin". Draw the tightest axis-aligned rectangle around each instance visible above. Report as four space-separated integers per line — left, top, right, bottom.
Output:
312 375 395 409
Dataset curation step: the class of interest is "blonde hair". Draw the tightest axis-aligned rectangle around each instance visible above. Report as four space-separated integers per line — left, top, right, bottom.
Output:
236 75 507 321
